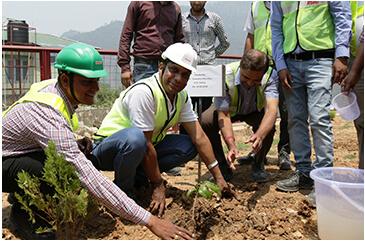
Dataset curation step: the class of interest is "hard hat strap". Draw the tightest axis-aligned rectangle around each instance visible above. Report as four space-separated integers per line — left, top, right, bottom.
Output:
66 72 81 104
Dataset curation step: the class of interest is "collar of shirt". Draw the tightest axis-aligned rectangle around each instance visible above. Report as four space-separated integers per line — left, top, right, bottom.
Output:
187 10 211 22
52 81 77 116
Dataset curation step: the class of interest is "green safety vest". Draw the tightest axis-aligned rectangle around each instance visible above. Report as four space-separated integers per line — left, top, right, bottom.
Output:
95 74 188 145
252 1 272 56
350 1 364 57
225 62 272 117
2 79 79 131
281 1 335 54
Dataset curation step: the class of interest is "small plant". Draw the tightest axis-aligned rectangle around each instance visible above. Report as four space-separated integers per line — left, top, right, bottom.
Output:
15 141 92 239
329 109 336 120
187 181 222 199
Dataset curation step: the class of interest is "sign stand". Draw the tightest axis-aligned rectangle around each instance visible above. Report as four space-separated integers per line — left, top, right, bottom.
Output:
197 97 203 182
185 65 225 182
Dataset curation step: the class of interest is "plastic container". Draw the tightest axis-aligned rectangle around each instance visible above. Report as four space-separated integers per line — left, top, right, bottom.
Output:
310 167 364 240
332 92 360 121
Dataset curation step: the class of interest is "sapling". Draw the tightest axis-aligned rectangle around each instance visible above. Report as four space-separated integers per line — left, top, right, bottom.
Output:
187 180 222 199
15 141 93 239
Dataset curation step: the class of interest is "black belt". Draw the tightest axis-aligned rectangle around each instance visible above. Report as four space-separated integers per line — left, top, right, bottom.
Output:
134 56 159 64
285 50 334 61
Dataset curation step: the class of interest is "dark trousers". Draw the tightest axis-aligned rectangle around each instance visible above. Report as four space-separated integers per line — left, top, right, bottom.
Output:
201 105 275 169
180 97 212 135
278 81 290 154
3 151 47 194
191 97 212 114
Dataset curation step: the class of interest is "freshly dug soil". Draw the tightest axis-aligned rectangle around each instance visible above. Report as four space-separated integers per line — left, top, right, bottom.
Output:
2 117 359 240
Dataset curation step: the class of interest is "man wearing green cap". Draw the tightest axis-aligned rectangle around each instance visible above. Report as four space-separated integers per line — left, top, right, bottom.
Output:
2 43 193 240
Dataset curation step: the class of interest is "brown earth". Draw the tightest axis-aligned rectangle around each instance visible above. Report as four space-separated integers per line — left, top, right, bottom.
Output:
2 116 359 240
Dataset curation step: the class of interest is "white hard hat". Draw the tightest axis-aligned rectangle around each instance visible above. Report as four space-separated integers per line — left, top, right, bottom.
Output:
161 43 198 72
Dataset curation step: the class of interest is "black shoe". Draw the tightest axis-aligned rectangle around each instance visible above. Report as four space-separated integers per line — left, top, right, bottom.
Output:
251 169 269 183
276 171 313 192
9 204 55 240
218 162 233 181
306 189 316 208
165 167 182 176
251 162 269 182
237 153 255 166
278 150 291 170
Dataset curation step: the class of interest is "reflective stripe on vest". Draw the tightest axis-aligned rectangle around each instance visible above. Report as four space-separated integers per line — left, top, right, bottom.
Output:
351 1 364 57
2 79 79 131
281 1 335 54
252 1 272 56
225 62 272 117
95 74 187 145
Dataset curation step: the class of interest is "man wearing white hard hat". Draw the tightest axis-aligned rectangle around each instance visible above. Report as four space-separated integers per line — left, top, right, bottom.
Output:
92 43 234 218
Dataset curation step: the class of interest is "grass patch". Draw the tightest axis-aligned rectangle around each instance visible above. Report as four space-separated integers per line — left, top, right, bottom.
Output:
237 141 250 150
271 138 279 146
344 153 356 160
341 121 355 130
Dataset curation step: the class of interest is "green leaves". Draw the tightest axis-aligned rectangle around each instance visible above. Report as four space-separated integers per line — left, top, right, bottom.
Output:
329 109 336 120
187 181 222 200
15 141 91 238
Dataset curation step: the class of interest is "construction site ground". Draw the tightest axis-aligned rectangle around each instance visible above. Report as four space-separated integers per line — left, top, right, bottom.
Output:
2 116 359 240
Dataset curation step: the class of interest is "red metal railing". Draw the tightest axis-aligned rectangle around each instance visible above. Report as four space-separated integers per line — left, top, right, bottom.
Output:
2 44 240 108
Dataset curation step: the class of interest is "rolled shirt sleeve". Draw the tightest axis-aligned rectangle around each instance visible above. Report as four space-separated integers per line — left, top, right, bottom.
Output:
270 2 287 72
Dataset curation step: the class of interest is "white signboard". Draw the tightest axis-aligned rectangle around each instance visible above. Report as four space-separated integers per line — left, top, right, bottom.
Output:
185 65 225 97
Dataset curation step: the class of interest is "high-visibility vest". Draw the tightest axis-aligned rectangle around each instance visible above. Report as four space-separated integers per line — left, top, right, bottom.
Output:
350 1 364 57
225 62 272 117
252 1 272 56
281 1 335 54
95 74 188 145
2 79 79 131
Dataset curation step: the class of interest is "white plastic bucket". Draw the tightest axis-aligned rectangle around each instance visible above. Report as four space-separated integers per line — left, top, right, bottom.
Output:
332 92 360 121
310 167 364 240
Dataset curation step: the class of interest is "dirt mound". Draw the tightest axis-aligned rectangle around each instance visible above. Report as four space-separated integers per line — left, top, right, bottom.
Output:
2 117 359 239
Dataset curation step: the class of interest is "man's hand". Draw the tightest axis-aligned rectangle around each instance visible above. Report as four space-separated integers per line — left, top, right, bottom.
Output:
121 71 133 88
146 215 193 240
278 69 292 89
215 177 237 199
245 133 263 154
333 57 348 84
226 148 238 170
76 137 93 156
149 180 166 218
341 71 361 94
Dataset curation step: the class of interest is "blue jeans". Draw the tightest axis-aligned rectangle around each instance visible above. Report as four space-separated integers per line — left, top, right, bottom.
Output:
92 128 197 192
133 57 158 82
285 58 334 175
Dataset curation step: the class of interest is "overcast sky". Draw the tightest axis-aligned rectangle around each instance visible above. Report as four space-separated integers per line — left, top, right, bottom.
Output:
2 1 191 36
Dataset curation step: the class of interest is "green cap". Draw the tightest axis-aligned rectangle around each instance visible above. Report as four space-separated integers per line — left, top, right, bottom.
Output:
55 43 108 78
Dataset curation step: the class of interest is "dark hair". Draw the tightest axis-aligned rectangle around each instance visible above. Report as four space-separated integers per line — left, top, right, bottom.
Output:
240 49 269 72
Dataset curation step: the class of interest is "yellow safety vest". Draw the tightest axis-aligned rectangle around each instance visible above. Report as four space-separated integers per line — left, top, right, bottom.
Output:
252 1 272 56
350 1 364 57
95 74 188 145
281 1 335 54
2 79 79 131
225 62 272 117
